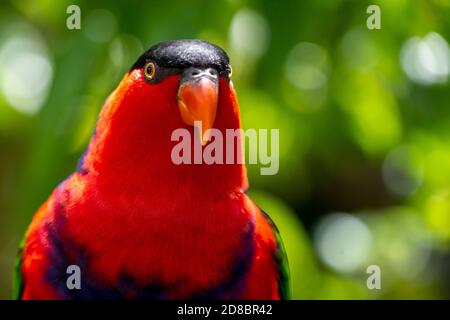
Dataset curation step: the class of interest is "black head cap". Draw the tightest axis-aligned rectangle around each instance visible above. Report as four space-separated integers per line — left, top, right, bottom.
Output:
130 40 230 75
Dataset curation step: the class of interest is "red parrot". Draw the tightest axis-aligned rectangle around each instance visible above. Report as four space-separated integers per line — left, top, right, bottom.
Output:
13 40 289 300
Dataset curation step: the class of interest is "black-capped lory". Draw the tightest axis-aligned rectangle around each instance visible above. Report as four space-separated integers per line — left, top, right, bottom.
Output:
14 40 289 299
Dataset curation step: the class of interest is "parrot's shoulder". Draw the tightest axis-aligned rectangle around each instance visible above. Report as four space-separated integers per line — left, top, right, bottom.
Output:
12 238 25 299
255 207 291 300
13 188 61 299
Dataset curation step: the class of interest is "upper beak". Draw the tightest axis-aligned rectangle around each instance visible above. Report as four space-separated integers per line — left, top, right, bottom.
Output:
177 67 219 145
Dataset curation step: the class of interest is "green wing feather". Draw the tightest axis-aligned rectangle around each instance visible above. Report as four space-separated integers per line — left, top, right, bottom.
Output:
260 209 291 300
12 237 25 300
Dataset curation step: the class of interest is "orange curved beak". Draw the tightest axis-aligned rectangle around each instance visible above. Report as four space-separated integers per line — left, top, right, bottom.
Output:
177 68 219 145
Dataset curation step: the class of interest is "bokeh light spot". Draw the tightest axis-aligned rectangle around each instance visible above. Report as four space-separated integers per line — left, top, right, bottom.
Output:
314 213 373 273
0 31 53 115
229 8 270 60
285 42 329 90
400 32 450 85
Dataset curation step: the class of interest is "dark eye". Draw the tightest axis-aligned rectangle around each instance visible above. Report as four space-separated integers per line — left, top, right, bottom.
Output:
144 61 156 80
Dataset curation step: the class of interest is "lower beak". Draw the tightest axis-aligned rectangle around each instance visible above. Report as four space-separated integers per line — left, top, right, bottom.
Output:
177 68 219 145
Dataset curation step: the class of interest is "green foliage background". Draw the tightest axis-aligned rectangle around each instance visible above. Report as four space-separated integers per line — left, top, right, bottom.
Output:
0 0 449 299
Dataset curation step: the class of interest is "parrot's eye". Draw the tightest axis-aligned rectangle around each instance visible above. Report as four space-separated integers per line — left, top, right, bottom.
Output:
144 61 156 80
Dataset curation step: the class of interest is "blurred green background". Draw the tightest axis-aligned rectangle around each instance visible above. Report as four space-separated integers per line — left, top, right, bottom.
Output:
1 0 449 299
